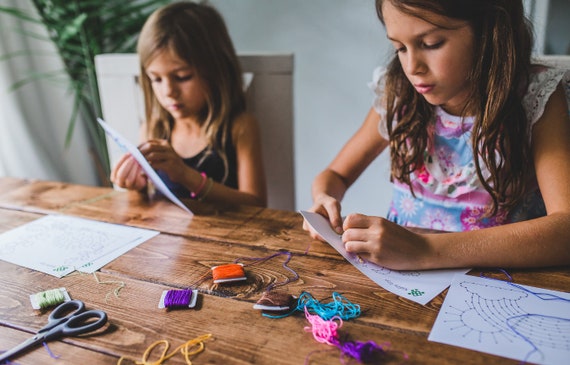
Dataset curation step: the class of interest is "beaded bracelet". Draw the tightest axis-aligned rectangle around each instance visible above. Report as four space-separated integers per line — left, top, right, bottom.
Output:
191 172 207 199
198 178 214 202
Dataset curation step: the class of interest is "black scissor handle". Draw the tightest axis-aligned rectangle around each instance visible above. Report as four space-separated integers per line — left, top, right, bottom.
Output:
38 299 85 333
42 309 108 341
48 300 85 322
58 310 108 337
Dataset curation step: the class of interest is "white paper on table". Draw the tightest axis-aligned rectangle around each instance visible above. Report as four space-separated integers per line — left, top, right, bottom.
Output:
299 210 469 305
429 274 570 365
0 215 159 277
97 118 193 215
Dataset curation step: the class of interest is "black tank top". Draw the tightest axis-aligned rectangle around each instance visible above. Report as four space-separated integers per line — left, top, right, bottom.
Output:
157 129 238 198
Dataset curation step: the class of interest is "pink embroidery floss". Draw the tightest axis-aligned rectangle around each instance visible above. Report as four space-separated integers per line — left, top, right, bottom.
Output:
303 307 390 364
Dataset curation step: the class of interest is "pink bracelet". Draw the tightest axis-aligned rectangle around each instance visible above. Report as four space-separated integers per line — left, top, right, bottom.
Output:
191 172 207 199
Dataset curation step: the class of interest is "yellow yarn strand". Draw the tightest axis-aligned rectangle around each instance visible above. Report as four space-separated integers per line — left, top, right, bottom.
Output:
93 272 126 302
117 334 213 365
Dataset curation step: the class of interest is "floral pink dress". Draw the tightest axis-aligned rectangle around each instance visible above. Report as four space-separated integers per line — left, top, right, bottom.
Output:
370 66 570 232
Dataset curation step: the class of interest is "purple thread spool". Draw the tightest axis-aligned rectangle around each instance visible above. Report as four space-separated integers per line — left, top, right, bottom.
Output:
164 289 192 308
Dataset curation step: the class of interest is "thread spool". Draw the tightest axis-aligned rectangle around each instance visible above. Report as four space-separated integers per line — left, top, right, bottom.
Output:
159 289 198 309
253 291 295 312
211 263 246 284
30 288 71 310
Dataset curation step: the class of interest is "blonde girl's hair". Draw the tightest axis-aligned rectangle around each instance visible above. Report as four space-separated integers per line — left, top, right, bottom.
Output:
137 1 246 183
376 0 533 215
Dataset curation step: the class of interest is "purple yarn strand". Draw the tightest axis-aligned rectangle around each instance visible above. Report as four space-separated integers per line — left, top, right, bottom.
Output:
339 340 386 363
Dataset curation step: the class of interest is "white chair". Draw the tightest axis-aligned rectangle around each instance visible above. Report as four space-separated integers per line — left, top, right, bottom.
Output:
95 53 295 211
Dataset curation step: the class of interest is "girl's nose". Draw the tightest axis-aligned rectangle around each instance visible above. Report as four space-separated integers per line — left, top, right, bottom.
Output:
404 51 426 75
162 78 178 97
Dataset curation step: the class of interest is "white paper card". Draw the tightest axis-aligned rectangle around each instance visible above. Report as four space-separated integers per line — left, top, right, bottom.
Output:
429 274 570 365
97 118 193 215
300 210 468 305
0 215 159 277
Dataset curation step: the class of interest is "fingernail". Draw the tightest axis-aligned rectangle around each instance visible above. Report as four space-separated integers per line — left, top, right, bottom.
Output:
335 226 343 234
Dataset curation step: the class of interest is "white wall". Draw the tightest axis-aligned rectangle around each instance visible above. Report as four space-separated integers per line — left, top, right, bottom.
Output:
0 1 98 186
211 0 393 216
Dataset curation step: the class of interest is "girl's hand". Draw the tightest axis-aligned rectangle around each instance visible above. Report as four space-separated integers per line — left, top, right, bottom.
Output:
303 193 344 241
110 153 148 190
342 213 432 270
139 139 187 183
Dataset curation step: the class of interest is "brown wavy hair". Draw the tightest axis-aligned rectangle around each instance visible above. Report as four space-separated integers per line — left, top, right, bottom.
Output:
376 0 534 215
137 1 246 183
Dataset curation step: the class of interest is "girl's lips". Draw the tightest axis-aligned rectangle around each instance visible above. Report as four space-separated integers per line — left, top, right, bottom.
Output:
414 84 434 94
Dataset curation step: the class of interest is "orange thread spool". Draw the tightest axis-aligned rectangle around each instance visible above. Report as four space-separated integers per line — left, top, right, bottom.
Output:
211 263 247 283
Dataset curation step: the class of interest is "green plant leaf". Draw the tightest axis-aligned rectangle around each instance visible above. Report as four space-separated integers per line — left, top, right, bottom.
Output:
1 0 171 184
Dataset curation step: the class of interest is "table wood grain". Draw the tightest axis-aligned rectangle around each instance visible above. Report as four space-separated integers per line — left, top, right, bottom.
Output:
0 178 568 364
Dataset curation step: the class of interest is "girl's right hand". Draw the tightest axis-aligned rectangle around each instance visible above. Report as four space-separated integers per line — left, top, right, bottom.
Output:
110 153 148 191
303 193 344 241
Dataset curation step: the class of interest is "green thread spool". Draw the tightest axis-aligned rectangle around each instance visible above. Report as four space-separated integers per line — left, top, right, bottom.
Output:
30 288 71 309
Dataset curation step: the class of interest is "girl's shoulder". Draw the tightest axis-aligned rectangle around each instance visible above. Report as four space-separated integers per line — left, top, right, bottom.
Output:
231 111 260 143
368 67 389 139
368 66 387 110
523 65 570 127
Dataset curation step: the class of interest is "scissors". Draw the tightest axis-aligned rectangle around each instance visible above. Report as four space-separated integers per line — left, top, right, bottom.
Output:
0 300 107 362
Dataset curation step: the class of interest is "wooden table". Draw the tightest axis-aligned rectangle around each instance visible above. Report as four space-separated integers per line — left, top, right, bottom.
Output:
0 177 568 364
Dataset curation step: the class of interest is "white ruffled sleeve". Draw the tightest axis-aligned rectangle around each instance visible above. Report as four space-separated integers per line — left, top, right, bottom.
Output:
368 66 390 140
523 67 570 134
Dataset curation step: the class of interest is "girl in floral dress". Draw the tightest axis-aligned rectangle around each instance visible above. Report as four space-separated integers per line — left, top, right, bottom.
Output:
304 0 570 270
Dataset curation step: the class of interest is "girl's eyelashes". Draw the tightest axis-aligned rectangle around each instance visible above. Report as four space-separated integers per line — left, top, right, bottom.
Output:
147 74 193 83
422 40 444 49
392 40 445 54
176 74 193 81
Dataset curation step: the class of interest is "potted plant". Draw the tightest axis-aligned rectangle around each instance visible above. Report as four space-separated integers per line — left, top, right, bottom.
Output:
0 0 170 185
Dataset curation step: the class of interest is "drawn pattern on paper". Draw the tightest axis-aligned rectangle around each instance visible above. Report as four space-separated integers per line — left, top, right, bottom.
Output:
432 277 570 365
0 215 158 277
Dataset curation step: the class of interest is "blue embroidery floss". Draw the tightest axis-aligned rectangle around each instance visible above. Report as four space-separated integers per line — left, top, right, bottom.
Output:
263 291 361 320
158 289 198 309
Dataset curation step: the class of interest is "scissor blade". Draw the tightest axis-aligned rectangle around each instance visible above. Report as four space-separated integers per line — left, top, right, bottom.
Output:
0 334 44 362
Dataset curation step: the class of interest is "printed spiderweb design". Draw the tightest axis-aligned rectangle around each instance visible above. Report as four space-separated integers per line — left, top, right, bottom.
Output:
429 277 570 365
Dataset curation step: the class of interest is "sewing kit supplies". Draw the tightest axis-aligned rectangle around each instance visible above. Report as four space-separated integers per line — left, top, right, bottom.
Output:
211 263 247 284
117 334 213 365
159 289 198 309
303 308 391 364
263 291 361 320
158 250 300 311
253 291 296 312
30 288 71 309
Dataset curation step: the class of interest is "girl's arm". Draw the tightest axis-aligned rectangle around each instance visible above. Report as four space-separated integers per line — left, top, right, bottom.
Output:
343 84 570 270
306 107 389 236
197 112 267 207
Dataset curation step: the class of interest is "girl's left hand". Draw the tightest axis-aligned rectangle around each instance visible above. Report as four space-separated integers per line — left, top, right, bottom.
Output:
139 139 187 183
342 213 432 270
